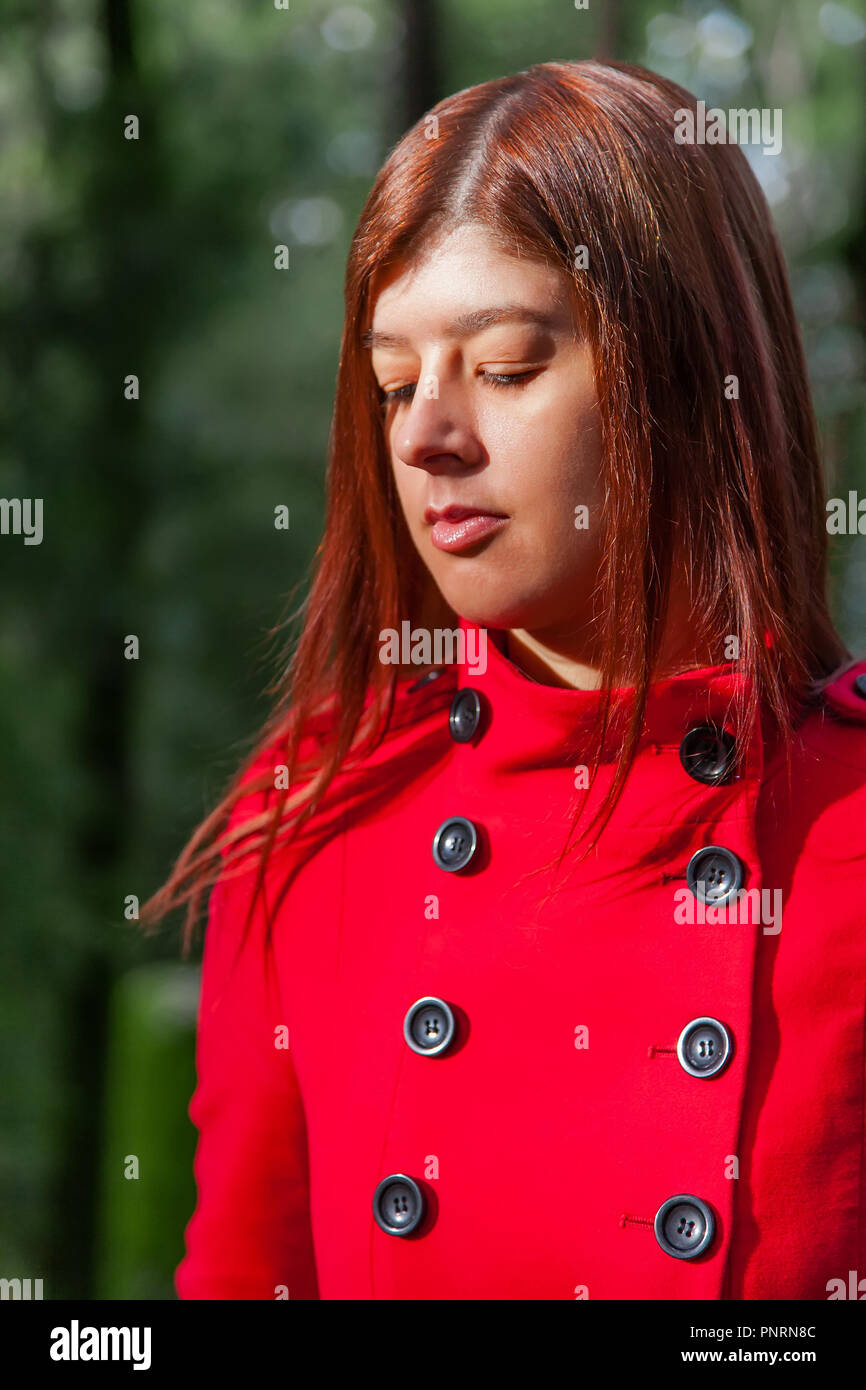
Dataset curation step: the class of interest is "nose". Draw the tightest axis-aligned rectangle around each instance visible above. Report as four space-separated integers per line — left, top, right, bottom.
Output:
392 374 484 474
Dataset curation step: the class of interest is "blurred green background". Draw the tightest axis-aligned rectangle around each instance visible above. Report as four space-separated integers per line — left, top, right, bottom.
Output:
1 0 864 1300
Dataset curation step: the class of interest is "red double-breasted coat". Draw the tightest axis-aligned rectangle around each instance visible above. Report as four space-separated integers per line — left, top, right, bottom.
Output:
175 618 866 1300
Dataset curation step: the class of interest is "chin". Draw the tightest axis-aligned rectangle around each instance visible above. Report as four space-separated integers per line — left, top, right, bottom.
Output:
423 547 563 632
437 588 543 632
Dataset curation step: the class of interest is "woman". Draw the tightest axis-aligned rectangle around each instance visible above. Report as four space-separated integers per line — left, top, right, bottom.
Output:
142 59 866 1301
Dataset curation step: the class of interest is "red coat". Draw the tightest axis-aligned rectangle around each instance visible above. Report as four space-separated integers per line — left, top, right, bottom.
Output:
175 618 866 1300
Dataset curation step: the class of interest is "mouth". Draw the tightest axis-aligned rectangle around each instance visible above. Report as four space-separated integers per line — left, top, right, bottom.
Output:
425 504 510 554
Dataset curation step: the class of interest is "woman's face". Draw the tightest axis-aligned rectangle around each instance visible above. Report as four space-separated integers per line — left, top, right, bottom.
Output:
367 221 604 637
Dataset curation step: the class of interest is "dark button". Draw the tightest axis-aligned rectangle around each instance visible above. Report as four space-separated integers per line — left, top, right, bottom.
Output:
679 723 737 785
432 816 478 872
408 668 443 692
854 673 866 699
685 845 745 906
372 1174 425 1236
449 688 482 743
403 996 456 1056
677 1017 733 1078
654 1194 716 1259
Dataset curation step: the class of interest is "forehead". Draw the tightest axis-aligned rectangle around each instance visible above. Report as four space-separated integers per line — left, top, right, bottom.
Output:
368 223 572 340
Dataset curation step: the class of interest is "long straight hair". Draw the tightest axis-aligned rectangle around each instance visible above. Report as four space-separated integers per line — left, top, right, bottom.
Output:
141 58 849 955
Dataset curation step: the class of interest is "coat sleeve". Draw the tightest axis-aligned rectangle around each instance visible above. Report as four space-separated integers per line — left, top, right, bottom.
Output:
174 825 320 1300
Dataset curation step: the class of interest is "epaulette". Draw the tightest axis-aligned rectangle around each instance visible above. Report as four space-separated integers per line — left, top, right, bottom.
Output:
820 657 866 723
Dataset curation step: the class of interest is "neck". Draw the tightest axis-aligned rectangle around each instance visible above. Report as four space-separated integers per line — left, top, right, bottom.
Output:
504 629 604 690
505 588 720 691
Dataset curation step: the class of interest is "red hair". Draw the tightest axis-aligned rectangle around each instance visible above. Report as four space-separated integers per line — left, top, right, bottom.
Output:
140 58 849 955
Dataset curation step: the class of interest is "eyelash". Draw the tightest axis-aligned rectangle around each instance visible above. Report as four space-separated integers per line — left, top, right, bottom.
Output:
379 369 538 407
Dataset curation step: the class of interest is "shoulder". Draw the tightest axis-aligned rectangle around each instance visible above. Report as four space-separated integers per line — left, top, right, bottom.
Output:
815 656 866 723
220 664 458 865
762 656 866 861
797 655 866 774
744 659 866 878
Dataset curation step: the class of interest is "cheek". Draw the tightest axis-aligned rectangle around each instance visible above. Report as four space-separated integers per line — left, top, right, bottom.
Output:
502 428 603 581
507 428 603 531
485 380 601 481
390 452 423 522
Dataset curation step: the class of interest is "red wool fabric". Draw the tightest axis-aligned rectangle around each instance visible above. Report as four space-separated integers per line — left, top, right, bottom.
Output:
175 618 866 1300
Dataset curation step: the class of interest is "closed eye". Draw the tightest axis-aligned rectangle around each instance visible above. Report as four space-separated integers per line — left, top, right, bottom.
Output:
379 368 541 408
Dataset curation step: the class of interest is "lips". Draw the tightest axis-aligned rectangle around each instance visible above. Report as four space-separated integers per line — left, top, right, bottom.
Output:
424 504 508 525
425 504 509 554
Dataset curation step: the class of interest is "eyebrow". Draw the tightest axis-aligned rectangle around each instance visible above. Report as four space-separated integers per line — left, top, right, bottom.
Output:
360 304 565 351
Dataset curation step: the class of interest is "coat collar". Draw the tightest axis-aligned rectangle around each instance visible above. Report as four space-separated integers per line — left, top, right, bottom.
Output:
432 614 764 776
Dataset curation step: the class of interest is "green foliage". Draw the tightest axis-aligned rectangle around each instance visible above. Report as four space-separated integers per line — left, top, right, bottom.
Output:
0 0 863 1299
93 964 199 1300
